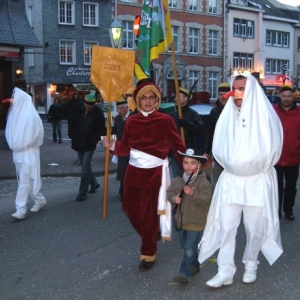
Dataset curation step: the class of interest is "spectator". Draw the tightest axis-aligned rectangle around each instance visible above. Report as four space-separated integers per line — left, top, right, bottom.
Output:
170 87 203 177
103 80 186 271
67 93 81 138
3 88 47 220
111 98 133 201
48 98 63 143
202 83 230 183
70 94 106 201
273 84 300 220
199 74 283 287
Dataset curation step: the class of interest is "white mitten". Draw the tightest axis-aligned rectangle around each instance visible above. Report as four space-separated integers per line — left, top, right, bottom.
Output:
111 155 118 164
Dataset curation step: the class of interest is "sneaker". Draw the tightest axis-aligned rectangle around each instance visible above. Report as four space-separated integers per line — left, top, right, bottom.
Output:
76 194 87 201
173 274 189 284
30 200 47 213
206 273 233 288
88 183 100 194
12 211 26 220
242 269 257 284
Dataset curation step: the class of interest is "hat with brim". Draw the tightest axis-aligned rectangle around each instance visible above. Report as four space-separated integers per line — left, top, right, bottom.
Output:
84 94 96 105
218 83 230 92
179 87 190 99
178 149 208 164
280 84 295 93
133 80 161 111
116 96 127 106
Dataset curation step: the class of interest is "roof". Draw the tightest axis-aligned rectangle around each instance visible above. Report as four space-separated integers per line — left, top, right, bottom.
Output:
0 0 41 48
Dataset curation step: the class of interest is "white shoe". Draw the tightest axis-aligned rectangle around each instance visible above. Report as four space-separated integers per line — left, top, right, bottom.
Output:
206 274 233 288
243 269 257 283
30 200 47 213
12 211 26 220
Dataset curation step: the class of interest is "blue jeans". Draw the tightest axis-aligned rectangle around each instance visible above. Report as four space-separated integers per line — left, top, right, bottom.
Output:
77 150 98 195
177 230 202 279
52 120 62 142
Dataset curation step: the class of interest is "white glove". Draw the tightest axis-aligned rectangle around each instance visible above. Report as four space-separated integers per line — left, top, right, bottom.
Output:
111 155 118 164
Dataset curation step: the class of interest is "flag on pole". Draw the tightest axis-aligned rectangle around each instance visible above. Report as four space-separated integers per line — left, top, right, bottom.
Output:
134 0 173 81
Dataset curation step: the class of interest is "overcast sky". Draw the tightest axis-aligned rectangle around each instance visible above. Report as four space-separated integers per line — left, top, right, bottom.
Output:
277 0 300 6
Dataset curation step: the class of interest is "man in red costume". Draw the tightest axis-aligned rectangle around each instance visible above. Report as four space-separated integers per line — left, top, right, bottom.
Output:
104 80 186 271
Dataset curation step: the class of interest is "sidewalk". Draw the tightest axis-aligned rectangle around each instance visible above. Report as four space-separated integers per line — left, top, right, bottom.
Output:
0 137 117 180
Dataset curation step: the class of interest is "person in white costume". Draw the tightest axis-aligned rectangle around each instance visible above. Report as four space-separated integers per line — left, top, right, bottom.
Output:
4 88 47 220
198 74 283 287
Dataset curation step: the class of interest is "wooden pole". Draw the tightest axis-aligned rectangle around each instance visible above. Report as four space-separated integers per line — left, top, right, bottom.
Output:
102 104 111 219
170 42 185 143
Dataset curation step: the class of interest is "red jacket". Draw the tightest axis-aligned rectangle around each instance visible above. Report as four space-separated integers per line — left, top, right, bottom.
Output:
273 102 300 166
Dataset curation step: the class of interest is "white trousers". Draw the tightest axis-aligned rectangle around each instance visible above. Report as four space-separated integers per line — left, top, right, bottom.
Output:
15 163 46 214
217 203 264 277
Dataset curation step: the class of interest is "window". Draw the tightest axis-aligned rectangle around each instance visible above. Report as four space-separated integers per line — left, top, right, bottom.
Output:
209 0 217 14
189 0 198 11
266 30 289 48
209 72 218 99
265 59 289 74
26 5 33 27
233 52 253 69
59 1 74 25
26 49 34 67
233 18 254 38
59 40 76 64
84 41 98 65
168 0 177 8
122 21 134 49
173 26 179 52
209 30 218 55
189 71 200 92
83 2 98 26
189 28 199 54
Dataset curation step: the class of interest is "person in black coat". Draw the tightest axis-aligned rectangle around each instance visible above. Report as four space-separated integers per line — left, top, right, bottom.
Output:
170 87 203 177
67 92 81 138
202 83 230 183
111 98 133 201
70 94 106 201
48 98 63 143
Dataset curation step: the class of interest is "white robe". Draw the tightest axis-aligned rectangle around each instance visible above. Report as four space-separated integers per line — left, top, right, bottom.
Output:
198 73 283 265
5 88 44 194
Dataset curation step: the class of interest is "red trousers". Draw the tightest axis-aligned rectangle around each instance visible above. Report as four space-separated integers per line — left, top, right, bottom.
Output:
122 185 160 260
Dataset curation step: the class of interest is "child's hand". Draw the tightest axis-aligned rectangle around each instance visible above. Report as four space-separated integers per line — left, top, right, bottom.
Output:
174 195 182 204
183 186 194 196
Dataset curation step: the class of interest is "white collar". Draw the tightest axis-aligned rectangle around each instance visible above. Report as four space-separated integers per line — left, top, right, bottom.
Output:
141 108 155 116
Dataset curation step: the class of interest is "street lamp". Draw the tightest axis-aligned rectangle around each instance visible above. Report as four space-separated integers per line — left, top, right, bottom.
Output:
109 19 123 48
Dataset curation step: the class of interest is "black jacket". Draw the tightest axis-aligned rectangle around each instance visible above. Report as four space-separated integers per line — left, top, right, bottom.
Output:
70 102 106 152
48 104 62 121
202 100 224 154
170 104 203 149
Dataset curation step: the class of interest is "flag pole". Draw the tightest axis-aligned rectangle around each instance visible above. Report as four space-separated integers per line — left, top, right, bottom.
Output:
170 42 185 144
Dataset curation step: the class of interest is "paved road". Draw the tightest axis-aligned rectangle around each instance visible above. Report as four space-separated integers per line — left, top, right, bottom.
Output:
0 175 299 299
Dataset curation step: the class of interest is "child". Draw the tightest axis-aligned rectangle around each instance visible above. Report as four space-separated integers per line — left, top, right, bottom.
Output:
167 148 212 284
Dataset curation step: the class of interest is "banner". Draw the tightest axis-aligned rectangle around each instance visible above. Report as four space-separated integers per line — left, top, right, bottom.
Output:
134 0 173 81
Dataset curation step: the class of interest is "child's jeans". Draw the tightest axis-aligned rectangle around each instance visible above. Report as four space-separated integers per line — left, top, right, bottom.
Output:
178 230 202 279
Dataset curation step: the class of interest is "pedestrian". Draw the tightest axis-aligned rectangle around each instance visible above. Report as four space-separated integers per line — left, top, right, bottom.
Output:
202 83 230 183
103 80 186 271
67 92 81 139
198 74 283 287
167 148 211 284
70 94 106 201
273 84 300 221
3 88 47 220
48 97 63 143
111 97 133 201
170 87 203 177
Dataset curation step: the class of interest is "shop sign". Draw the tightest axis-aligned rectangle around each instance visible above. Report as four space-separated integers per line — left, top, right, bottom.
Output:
66 67 90 76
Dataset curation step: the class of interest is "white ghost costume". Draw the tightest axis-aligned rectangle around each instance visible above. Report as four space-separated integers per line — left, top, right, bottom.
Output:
5 88 46 215
198 74 283 278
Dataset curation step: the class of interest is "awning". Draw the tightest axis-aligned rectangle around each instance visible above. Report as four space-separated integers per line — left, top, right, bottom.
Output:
0 46 20 60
